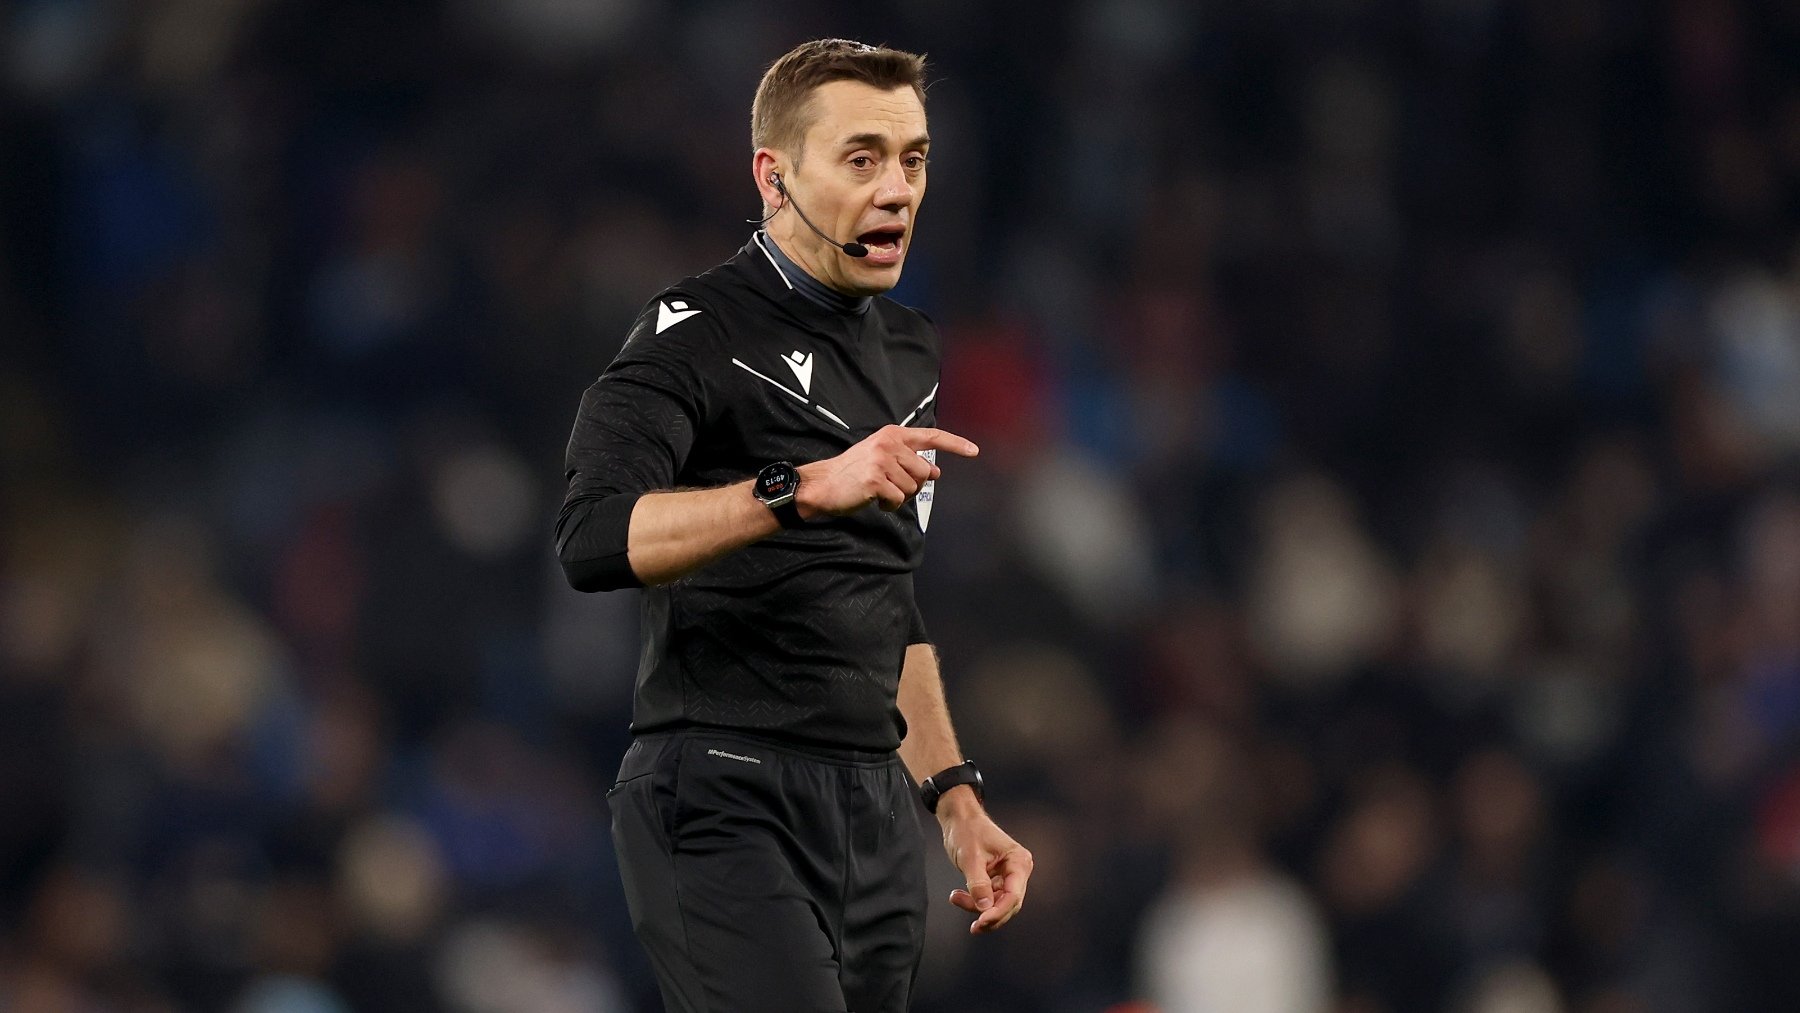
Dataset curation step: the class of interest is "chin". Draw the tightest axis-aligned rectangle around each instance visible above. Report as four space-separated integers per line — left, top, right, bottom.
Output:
847 261 904 296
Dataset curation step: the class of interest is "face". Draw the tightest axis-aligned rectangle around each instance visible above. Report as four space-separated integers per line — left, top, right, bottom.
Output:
757 79 930 297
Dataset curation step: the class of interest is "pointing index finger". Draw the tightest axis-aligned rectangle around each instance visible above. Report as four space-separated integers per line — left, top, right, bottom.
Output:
901 427 979 458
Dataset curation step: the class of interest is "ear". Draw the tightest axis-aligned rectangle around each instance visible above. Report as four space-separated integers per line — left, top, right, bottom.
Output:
752 148 786 209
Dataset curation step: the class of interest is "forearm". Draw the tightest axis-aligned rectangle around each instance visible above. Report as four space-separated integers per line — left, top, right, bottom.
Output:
897 643 982 817
626 480 781 585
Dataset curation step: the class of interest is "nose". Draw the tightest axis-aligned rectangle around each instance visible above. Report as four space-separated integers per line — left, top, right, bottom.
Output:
873 159 914 212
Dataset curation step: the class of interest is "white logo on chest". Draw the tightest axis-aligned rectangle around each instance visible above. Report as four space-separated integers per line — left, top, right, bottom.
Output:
781 350 814 394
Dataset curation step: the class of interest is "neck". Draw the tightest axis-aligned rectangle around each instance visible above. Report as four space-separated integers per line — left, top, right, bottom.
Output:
761 230 872 315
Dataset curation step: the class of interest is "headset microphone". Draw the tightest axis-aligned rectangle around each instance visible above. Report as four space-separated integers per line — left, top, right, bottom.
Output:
769 173 869 258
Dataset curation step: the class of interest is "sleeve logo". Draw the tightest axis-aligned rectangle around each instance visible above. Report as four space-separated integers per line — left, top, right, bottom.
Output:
655 299 702 334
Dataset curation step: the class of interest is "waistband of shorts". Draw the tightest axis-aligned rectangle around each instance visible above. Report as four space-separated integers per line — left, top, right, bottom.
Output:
636 726 902 769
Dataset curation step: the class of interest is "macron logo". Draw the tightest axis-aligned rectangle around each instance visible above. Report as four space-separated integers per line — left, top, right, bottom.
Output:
782 350 814 394
655 299 702 334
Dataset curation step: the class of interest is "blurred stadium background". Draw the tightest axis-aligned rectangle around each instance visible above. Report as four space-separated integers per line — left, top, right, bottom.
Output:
5 1 1800 1011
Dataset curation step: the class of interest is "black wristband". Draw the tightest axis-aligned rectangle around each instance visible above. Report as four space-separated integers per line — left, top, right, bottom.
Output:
771 500 807 529
920 760 983 813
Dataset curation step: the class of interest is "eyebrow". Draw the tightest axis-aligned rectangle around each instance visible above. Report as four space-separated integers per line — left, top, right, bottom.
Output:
839 132 931 151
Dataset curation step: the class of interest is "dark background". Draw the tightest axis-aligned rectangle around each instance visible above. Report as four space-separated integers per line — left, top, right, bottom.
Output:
4 1 1800 1011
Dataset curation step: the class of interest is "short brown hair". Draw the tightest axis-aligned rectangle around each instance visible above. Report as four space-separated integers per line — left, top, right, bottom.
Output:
751 39 928 163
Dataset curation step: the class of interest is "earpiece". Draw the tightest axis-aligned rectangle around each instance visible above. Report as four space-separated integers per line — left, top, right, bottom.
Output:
746 171 785 225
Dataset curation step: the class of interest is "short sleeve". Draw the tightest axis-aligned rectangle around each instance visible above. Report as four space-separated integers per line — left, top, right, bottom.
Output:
906 576 931 646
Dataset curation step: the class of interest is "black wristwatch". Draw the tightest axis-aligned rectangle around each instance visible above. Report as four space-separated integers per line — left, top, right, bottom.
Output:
753 461 805 528
920 760 983 813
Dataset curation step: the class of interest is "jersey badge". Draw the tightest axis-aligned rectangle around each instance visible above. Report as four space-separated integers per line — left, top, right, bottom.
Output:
916 449 936 531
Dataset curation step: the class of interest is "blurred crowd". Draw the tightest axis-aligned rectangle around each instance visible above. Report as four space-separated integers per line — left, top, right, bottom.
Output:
5 0 1800 1011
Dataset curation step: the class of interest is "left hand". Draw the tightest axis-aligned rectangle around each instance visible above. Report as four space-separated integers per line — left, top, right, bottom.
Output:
939 797 1033 934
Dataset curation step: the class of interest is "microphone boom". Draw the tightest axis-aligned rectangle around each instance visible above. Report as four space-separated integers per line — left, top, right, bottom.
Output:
774 177 869 258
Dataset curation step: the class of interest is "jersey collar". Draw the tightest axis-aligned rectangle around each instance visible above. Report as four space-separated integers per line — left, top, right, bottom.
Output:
749 231 873 316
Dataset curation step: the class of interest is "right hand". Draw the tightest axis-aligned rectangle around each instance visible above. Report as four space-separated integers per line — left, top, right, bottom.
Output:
795 425 979 518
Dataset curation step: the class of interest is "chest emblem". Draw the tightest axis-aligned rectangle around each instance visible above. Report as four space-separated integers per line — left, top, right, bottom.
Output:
781 350 815 394
729 356 850 431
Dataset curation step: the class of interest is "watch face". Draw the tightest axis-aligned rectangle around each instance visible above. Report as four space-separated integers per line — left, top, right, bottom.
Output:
756 462 798 505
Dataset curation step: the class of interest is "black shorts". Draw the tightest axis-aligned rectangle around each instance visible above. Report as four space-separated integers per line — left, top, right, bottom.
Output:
607 729 929 1013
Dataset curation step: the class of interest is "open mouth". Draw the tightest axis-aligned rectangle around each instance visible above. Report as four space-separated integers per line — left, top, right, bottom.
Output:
856 225 906 255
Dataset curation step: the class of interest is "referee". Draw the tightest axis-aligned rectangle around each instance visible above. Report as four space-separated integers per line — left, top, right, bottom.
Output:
556 39 1033 1012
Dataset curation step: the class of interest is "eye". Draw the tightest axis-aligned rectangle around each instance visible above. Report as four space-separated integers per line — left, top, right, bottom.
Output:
850 156 874 169
904 155 928 171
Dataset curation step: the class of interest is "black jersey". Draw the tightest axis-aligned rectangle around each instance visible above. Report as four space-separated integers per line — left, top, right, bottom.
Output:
556 233 942 751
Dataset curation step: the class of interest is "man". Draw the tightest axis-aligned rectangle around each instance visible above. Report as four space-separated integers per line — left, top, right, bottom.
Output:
555 39 1033 1013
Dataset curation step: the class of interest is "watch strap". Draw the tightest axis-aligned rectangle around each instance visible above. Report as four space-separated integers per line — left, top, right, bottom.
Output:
920 760 983 813
770 500 806 529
